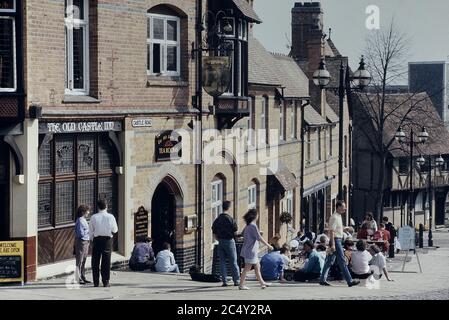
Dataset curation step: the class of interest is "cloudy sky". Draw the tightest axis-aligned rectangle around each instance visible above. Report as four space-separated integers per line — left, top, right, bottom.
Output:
253 0 449 73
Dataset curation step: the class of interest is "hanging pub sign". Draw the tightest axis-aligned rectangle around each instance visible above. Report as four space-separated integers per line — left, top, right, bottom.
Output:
39 121 122 134
0 241 24 284
134 206 149 242
155 130 182 162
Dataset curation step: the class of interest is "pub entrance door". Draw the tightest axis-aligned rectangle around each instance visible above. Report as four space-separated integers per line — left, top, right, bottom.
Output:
151 182 176 255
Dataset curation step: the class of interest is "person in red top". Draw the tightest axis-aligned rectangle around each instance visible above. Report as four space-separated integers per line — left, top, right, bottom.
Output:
373 223 390 253
357 223 369 239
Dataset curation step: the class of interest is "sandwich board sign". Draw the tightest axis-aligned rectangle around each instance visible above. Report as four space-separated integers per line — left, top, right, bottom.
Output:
0 240 24 284
397 226 422 273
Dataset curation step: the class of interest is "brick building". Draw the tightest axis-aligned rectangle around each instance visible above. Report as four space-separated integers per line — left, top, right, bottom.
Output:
0 0 351 281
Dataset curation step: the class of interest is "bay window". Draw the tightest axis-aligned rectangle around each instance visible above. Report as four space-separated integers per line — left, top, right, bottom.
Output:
65 0 89 94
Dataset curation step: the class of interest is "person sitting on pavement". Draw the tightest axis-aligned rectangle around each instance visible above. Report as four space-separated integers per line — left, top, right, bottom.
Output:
357 222 370 240
315 243 327 260
260 245 285 282
315 230 330 246
155 242 179 273
280 244 291 269
293 240 324 282
343 239 354 267
368 245 394 281
129 236 155 271
350 240 373 279
373 223 391 253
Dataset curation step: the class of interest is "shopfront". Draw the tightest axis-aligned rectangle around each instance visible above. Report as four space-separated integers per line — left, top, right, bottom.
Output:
37 120 122 265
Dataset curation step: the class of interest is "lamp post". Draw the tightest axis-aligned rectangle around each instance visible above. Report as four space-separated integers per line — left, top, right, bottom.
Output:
193 1 233 268
416 154 444 247
395 126 429 228
313 56 371 207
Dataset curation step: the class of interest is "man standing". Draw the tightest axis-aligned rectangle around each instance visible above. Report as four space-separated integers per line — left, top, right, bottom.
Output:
320 201 360 287
90 198 118 287
212 201 240 287
382 216 396 258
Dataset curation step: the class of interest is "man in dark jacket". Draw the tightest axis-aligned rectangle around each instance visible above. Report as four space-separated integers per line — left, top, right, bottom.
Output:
212 201 240 286
382 216 397 258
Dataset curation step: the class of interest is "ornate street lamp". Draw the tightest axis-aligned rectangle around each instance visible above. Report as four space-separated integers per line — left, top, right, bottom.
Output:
312 58 331 88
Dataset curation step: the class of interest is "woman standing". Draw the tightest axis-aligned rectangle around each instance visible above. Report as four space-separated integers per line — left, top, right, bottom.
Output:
239 209 273 290
74 205 91 284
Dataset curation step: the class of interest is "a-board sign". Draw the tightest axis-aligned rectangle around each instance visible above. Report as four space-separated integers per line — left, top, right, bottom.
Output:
0 241 24 283
134 206 149 242
398 226 416 250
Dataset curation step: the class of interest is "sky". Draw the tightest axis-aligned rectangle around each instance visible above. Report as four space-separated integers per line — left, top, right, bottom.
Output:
253 0 449 74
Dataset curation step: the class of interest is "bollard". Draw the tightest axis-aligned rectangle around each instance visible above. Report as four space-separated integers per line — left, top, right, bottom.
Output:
418 224 424 248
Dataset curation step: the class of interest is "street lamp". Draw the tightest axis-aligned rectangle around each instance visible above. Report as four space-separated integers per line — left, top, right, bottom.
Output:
313 56 372 207
192 2 234 268
395 126 429 227
417 153 445 247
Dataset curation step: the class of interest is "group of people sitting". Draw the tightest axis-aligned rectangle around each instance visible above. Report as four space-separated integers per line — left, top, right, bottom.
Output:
128 236 179 273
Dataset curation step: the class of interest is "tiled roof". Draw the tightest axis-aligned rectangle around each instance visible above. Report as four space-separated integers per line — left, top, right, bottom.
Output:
325 103 339 123
304 104 327 126
231 0 262 23
271 53 309 98
356 92 449 157
248 34 282 86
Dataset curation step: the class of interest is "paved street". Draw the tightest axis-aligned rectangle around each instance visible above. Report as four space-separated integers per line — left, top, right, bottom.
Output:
1 229 448 300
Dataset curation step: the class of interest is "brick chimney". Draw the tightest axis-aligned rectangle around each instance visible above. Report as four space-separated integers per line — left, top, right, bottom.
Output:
291 2 324 64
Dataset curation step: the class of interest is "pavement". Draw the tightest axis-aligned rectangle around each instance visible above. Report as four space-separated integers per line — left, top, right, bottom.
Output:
1 229 449 300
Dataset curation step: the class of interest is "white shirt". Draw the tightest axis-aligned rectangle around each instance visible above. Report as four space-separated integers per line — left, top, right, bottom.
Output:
329 212 344 238
351 250 372 274
89 209 118 240
155 249 176 272
370 252 386 271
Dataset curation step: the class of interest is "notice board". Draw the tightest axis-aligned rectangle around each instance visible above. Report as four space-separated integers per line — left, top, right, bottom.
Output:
0 241 24 283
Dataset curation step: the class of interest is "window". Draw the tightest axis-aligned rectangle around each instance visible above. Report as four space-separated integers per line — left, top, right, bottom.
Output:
247 97 255 146
306 130 311 162
0 0 16 92
211 180 223 226
260 96 268 145
279 103 285 141
399 158 409 175
291 103 297 139
65 0 89 95
147 13 180 76
317 128 322 161
248 184 257 209
329 126 333 157
285 190 293 215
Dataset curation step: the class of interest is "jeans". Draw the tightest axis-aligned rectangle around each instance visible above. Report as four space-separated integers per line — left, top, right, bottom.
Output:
320 238 353 285
217 239 240 284
168 264 180 273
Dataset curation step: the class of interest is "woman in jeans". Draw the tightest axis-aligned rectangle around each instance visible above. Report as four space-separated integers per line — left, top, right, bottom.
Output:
74 205 91 284
239 209 273 290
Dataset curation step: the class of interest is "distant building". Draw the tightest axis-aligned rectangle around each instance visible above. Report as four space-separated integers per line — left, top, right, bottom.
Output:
409 61 449 128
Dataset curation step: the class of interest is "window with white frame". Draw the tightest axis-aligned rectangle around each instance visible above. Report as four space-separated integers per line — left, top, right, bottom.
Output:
247 97 255 146
211 179 223 226
317 128 321 161
248 184 257 209
65 0 89 95
147 13 180 76
286 190 293 215
279 103 285 141
0 1 16 92
260 96 268 145
291 102 297 139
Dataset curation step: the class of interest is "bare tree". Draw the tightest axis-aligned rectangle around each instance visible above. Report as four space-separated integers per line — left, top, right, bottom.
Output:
353 20 443 222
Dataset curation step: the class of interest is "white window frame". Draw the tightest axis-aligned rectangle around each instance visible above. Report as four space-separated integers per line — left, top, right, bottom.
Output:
286 190 293 215
291 102 297 139
247 97 255 147
0 0 16 13
317 128 321 161
211 180 223 227
65 0 89 95
147 13 181 77
0 16 16 92
248 185 257 210
279 103 285 141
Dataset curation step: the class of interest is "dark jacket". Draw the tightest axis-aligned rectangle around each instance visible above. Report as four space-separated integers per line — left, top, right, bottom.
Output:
212 213 238 240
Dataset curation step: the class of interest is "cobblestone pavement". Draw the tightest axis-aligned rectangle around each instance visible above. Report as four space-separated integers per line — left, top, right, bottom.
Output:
1 228 448 300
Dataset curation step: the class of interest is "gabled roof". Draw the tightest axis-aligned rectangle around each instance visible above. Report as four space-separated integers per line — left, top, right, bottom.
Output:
271 53 309 98
304 105 327 126
231 0 262 23
248 34 282 86
356 92 449 157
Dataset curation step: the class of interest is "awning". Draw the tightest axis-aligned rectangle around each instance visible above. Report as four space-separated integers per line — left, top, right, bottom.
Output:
231 0 262 23
268 165 299 193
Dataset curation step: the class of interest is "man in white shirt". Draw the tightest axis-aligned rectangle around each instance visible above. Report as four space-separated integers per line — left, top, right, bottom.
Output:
89 198 118 287
155 242 179 273
319 201 360 287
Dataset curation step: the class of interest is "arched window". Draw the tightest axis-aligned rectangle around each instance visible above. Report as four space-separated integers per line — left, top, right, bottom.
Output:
147 5 183 77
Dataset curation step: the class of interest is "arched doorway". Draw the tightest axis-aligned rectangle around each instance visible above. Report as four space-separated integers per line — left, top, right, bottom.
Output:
151 177 182 255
